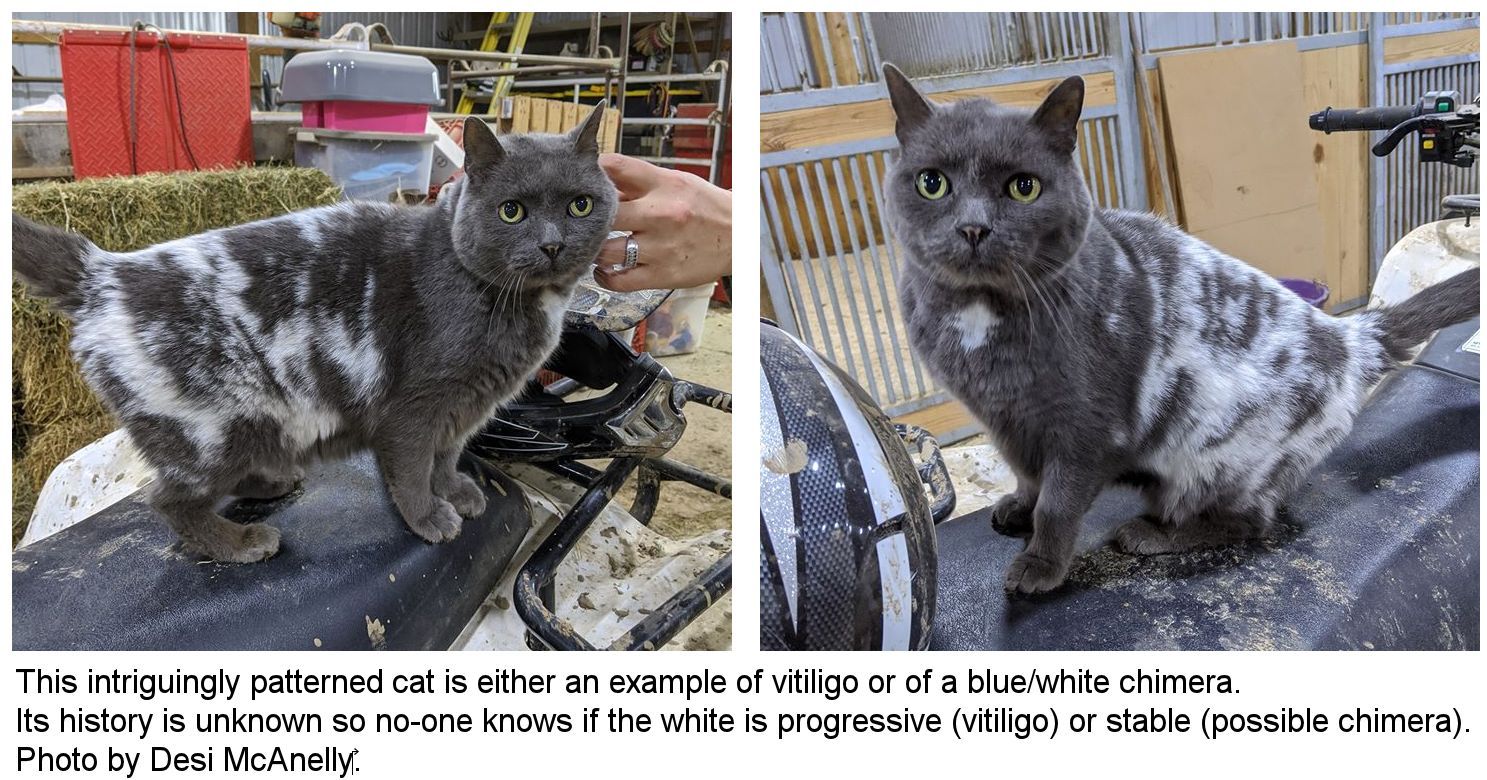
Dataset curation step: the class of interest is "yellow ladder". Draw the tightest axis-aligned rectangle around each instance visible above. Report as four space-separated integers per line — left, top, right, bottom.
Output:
456 12 536 115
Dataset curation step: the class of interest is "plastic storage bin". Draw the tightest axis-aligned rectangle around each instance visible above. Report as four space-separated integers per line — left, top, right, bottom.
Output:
644 282 717 356
280 49 441 134
294 127 435 202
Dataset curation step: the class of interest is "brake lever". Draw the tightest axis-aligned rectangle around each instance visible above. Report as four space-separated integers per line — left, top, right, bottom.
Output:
1372 115 1435 157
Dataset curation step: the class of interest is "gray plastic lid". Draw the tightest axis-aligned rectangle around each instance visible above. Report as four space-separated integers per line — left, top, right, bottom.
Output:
279 49 441 106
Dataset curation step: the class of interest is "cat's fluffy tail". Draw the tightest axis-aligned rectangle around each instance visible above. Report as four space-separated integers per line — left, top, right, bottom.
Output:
1367 266 1480 361
12 213 96 315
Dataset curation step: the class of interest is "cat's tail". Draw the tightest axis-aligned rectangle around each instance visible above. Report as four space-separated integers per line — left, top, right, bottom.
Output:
12 213 97 315
1364 266 1480 361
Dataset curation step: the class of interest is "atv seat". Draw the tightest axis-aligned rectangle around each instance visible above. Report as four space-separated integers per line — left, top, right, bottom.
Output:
12 452 530 650
932 320 1480 651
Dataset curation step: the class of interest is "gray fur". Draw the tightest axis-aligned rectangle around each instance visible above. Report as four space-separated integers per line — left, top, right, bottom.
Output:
881 64 1480 594
12 107 616 562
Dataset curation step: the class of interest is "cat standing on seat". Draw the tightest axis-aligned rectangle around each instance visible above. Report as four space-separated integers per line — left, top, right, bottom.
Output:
13 107 617 562
880 64 1479 595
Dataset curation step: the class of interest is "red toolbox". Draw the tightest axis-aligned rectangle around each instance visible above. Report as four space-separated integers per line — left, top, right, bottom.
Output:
61 29 253 178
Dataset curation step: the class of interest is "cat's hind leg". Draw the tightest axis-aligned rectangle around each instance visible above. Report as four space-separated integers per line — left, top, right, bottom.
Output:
230 466 305 500
150 480 281 562
989 477 1037 536
374 435 462 543
431 448 487 519
1114 504 1274 555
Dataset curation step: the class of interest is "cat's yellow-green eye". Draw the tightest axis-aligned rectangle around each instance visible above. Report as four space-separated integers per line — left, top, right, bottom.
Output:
915 169 950 200
1008 174 1042 203
568 196 594 218
499 200 525 223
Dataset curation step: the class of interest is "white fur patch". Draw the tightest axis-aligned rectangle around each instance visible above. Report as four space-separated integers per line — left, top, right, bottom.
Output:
320 315 385 402
276 403 343 450
953 303 1000 352
541 289 571 338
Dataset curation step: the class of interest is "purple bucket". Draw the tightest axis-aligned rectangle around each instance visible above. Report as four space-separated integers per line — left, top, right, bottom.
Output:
1279 278 1330 309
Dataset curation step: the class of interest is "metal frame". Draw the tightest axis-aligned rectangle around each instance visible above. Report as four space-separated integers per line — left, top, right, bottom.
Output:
13 14 732 186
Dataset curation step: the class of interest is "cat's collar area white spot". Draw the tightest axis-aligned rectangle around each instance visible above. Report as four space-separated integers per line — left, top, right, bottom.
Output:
953 302 1000 352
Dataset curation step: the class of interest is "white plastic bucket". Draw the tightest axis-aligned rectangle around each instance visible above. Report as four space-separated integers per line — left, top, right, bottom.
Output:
644 282 716 356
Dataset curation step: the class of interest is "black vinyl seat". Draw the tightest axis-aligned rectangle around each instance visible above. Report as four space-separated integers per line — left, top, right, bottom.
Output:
932 321 1480 651
12 452 530 651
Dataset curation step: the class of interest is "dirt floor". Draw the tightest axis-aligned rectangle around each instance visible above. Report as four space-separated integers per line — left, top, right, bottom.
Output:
635 303 733 540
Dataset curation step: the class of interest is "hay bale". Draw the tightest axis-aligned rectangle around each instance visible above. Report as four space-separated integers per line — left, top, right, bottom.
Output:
12 167 342 542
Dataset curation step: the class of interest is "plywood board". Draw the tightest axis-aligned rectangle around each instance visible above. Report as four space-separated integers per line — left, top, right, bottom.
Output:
1139 67 1183 223
1300 43 1370 309
761 71 1117 152
1158 42 1326 282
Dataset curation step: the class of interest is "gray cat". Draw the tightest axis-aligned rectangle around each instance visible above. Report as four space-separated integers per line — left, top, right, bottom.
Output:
881 64 1479 595
13 107 616 563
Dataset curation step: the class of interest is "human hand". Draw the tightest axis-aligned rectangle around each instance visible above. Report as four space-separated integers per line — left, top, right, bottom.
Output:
595 154 732 292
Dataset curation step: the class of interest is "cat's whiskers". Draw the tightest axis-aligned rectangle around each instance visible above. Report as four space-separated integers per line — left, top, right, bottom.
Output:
1002 262 1039 351
1013 262 1076 351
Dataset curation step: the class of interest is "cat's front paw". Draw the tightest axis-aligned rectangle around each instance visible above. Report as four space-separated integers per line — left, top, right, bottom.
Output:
1004 551 1067 595
989 493 1033 536
439 474 488 519
405 499 463 544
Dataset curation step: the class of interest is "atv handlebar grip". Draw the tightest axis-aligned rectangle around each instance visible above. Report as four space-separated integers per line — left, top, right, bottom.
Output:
1309 105 1419 133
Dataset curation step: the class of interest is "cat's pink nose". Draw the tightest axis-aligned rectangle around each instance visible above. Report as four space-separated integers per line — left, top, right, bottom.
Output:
958 224 987 248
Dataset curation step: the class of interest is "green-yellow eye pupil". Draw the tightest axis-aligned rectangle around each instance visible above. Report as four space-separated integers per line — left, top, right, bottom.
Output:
569 196 592 217
500 201 523 222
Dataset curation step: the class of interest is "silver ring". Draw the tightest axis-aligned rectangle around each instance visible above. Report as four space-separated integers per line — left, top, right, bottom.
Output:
622 236 639 270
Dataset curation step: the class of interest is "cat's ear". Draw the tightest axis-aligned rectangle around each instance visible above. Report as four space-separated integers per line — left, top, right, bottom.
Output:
568 106 606 156
462 117 506 175
882 63 934 144
1032 76 1084 155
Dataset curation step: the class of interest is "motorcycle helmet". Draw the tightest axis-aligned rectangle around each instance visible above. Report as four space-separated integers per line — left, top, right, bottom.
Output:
759 321 954 650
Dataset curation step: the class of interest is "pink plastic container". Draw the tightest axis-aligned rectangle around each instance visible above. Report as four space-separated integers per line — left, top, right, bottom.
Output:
300 100 429 134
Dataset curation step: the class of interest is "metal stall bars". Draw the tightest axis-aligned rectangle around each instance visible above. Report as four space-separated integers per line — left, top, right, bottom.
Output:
759 12 1144 440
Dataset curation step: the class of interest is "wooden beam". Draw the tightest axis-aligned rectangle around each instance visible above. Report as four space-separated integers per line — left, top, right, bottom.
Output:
895 400 978 441
761 71 1118 153
1383 27 1478 65
801 13 832 88
237 13 261 91
824 13 860 86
